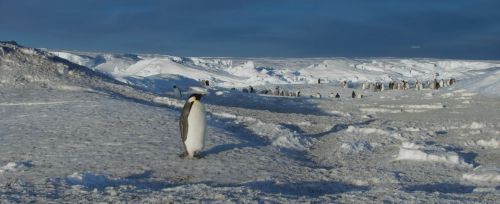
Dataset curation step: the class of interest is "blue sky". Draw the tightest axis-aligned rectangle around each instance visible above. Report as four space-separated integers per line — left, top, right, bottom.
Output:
1 0 499 59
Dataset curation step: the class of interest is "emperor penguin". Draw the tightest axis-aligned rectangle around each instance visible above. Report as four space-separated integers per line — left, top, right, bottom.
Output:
439 79 445 88
362 82 368 90
179 94 207 159
415 80 422 90
273 86 280 95
173 85 182 99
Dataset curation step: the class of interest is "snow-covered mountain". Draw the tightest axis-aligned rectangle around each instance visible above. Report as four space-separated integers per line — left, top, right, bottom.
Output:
51 50 500 97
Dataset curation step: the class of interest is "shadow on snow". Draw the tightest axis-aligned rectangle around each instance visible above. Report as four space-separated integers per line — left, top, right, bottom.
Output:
404 183 475 194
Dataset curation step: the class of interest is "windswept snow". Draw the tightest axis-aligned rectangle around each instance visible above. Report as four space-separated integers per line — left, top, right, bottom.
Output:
462 166 500 187
476 139 499 149
395 142 472 167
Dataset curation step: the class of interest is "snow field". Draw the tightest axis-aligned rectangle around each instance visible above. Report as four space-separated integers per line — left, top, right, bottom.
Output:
1 42 499 202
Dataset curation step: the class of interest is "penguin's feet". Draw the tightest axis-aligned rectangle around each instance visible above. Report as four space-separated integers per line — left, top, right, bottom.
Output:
192 151 204 159
178 152 188 158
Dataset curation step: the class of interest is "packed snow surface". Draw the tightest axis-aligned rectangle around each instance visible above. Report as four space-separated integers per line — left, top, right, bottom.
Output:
1 41 499 202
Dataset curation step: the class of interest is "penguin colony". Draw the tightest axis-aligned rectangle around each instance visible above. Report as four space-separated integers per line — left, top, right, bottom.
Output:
232 77 455 99
363 78 455 91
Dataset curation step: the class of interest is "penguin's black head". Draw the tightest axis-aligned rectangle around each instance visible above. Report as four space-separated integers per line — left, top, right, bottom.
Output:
188 93 203 101
173 85 177 88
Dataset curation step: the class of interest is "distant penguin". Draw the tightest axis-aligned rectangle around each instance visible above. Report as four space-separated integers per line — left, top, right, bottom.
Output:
249 86 255 93
351 91 356 98
362 82 368 90
371 83 377 92
273 86 280 95
432 79 440 89
402 80 409 90
335 93 340 98
397 82 403 90
340 80 348 88
415 80 422 91
179 94 206 159
316 93 322 98
296 91 301 97
173 85 182 99
448 78 456 86
439 79 445 88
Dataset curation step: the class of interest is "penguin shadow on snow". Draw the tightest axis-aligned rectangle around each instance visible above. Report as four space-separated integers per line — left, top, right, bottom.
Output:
200 116 271 158
201 114 320 167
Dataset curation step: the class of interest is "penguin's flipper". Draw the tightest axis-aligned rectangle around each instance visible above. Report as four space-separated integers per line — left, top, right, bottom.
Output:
180 102 194 143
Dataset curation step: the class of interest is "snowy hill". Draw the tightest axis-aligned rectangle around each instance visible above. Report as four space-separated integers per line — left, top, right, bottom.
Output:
51 50 500 97
0 41 167 103
0 41 121 89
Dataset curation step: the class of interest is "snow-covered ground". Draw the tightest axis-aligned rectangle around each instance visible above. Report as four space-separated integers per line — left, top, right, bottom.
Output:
1 41 499 202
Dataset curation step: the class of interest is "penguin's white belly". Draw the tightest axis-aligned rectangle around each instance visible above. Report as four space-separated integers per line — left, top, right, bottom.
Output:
185 102 206 156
